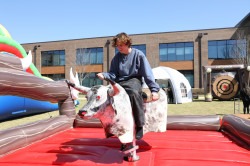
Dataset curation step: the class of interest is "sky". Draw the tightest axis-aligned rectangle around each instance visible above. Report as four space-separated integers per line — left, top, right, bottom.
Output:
1 0 249 44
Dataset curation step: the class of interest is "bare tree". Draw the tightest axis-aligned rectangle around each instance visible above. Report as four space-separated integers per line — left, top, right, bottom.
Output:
76 48 90 86
68 47 101 87
75 48 101 86
231 28 249 67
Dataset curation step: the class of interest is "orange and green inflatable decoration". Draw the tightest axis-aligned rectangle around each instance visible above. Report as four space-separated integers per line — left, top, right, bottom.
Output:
0 24 42 77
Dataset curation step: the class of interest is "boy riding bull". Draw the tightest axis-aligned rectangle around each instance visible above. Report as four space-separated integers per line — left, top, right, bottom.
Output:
97 32 160 140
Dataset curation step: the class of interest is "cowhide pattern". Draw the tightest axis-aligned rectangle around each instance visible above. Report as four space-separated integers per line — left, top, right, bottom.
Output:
80 84 134 143
79 84 168 143
143 89 168 134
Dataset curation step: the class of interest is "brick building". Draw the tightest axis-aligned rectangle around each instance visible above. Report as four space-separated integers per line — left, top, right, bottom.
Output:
22 13 250 89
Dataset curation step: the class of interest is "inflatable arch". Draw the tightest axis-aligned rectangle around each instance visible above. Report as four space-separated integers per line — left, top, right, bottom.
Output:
152 66 193 104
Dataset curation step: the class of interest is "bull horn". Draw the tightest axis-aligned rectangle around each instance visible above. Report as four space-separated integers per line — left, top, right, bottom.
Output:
20 50 32 70
108 80 120 96
70 67 80 85
72 84 90 95
66 80 90 95
69 68 83 99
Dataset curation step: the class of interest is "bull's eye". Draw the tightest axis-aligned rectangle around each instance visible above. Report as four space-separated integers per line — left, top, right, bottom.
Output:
96 95 101 100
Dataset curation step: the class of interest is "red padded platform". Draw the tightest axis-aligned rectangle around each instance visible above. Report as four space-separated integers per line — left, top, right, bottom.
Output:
0 128 249 166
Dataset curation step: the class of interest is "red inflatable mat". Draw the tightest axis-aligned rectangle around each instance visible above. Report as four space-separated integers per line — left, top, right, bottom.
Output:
0 128 249 166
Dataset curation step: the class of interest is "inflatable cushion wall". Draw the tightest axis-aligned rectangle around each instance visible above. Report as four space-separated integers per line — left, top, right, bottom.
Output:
74 115 221 131
0 115 72 157
167 115 221 131
220 114 250 150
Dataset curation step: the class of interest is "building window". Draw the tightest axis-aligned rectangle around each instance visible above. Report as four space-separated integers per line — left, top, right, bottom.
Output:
179 70 194 88
159 42 194 61
76 47 103 65
41 50 65 66
42 74 65 81
208 39 247 59
115 44 146 56
80 72 103 87
132 44 146 56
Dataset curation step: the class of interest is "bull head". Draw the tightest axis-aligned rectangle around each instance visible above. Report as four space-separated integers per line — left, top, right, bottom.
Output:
66 79 121 119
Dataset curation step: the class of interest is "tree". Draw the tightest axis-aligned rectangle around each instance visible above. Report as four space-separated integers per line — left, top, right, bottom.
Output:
231 28 249 67
75 48 102 87
76 48 90 86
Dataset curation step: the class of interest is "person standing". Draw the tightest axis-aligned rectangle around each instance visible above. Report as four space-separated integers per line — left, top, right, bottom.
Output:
97 32 160 139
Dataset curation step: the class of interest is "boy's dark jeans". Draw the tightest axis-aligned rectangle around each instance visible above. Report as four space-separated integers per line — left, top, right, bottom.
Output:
119 78 144 127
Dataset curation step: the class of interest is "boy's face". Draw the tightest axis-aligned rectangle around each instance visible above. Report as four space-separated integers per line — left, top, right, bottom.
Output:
116 41 129 54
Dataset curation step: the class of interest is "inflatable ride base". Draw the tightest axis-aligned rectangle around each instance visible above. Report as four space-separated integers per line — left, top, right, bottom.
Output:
0 115 249 166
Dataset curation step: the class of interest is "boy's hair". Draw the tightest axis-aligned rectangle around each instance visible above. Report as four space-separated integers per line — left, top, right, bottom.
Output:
111 32 132 47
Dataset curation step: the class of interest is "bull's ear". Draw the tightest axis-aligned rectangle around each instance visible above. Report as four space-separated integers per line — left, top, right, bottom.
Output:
108 82 120 96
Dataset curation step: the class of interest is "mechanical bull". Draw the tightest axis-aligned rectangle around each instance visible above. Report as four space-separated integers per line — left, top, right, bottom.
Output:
66 80 168 161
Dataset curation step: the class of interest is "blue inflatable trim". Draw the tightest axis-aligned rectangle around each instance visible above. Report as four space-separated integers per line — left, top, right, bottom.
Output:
0 96 59 121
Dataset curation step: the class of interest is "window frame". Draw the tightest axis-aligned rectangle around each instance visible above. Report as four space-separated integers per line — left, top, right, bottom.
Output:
159 42 194 62
76 47 103 65
41 50 65 66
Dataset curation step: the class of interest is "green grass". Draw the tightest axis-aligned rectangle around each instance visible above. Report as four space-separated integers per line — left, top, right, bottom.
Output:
168 98 240 116
0 96 243 131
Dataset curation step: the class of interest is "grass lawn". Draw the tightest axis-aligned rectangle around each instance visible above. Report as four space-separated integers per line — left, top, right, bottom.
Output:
168 97 240 115
0 96 245 131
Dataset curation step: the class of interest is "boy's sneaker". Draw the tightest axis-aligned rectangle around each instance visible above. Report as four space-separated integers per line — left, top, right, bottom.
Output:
136 127 143 140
